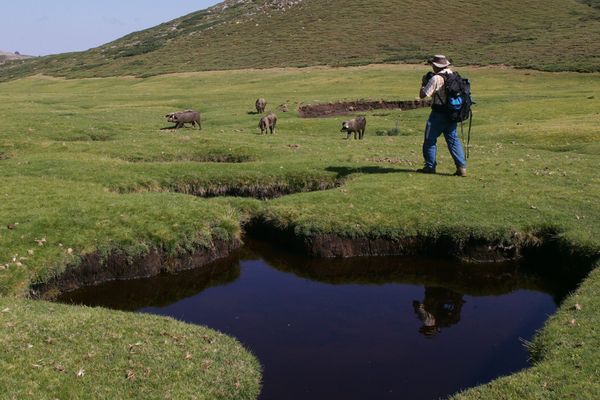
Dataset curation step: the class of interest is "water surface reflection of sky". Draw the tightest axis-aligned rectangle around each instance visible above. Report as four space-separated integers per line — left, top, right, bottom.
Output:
135 255 556 400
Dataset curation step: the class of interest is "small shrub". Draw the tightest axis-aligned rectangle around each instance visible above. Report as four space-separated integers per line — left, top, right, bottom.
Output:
375 128 401 136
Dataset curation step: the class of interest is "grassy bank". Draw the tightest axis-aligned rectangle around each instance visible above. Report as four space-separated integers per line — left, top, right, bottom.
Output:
0 297 261 399
1 64 599 398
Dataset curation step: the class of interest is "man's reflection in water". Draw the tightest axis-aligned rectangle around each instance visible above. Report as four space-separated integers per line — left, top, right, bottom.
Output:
413 287 466 337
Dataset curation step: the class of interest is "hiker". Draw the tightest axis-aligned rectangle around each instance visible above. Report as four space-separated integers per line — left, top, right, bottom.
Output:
412 287 465 337
418 55 468 177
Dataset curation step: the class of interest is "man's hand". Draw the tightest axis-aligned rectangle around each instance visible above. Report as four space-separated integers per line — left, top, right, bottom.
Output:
421 71 434 86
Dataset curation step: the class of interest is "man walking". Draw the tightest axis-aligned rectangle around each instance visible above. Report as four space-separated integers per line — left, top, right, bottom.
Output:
418 55 467 177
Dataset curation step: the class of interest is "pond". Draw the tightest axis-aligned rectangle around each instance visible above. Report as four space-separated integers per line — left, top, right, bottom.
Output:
57 240 572 400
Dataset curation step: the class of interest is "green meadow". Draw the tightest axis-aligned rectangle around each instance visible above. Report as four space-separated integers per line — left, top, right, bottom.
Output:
1 64 599 398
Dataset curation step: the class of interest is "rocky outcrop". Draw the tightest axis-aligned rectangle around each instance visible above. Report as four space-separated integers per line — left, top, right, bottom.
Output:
0 50 33 64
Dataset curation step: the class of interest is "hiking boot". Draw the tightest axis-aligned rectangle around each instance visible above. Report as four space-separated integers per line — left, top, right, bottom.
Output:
417 166 436 174
454 167 467 177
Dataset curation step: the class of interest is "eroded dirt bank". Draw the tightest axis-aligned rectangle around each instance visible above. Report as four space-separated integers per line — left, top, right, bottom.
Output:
114 179 344 200
33 238 241 299
246 218 598 277
170 180 342 200
35 218 598 300
298 99 432 118
247 220 520 262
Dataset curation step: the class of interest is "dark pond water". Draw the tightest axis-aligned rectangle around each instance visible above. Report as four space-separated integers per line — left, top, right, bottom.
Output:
58 240 572 400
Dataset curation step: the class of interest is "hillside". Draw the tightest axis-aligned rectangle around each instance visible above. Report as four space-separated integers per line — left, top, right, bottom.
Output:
1 0 600 80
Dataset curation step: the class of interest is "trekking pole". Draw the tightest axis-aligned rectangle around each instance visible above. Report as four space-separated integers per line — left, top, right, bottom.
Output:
466 110 473 159
460 121 465 155
460 120 469 160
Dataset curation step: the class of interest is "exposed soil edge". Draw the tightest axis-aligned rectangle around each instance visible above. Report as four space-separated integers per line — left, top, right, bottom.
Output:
121 154 255 163
32 238 241 300
246 218 598 276
115 179 344 200
33 218 597 300
298 99 432 118
247 220 519 262
175 180 342 200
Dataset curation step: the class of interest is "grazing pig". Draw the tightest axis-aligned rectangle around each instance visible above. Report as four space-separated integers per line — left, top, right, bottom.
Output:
340 116 366 139
255 98 267 114
259 112 277 134
165 109 201 130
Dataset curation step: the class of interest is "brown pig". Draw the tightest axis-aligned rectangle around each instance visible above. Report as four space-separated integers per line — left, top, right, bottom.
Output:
255 98 267 114
165 109 201 129
340 116 366 139
259 112 277 134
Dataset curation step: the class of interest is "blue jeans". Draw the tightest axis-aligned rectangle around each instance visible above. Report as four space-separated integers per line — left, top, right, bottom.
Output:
423 110 467 169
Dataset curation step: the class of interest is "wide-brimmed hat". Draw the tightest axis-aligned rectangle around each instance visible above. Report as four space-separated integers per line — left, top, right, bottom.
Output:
428 55 451 68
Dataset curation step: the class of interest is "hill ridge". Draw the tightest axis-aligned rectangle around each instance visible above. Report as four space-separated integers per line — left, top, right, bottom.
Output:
1 0 600 81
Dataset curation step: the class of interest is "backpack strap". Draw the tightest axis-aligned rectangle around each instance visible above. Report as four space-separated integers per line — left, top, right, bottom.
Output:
434 73 449 105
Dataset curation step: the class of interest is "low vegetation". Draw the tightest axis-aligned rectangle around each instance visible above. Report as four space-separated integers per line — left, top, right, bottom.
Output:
2 0 600 81
0 64 599 398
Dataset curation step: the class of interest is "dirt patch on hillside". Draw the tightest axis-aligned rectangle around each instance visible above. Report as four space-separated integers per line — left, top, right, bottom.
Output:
298 99 432 118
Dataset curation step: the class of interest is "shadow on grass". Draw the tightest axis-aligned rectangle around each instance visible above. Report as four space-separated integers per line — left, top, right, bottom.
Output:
326 166 454 178
159 125 202 131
